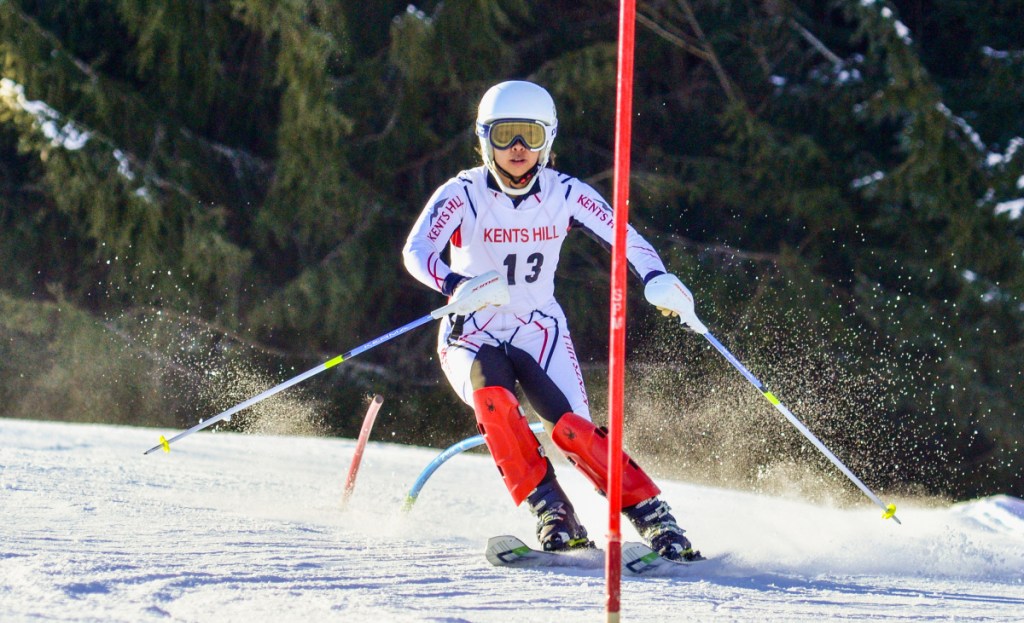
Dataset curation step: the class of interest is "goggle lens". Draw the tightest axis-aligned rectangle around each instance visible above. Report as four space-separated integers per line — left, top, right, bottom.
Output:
488 121 547 150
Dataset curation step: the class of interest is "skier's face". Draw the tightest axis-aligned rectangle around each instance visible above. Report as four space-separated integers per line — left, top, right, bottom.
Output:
493 142 540 188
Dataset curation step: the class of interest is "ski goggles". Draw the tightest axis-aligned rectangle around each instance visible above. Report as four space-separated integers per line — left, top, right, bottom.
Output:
478 120 549 151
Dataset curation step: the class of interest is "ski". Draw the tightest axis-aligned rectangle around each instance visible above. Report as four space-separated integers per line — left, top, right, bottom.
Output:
485 535 703 575
620 541 703 575
485 535 604 570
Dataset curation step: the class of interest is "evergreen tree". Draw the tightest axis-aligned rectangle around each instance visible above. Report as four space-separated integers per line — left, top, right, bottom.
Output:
0 0 1020 497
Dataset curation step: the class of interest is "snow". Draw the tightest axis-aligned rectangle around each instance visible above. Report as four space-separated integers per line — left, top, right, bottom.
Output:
852 170 885 190
982 46 1024 62
113 149 136 181
2 417 1023 622
937 103 986 153
996 198 1024 220
0 79 143 186
0 78 91 150
985 137 1023 167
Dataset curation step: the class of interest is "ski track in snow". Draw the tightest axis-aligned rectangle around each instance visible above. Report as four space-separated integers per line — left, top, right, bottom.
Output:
1 418 1022 622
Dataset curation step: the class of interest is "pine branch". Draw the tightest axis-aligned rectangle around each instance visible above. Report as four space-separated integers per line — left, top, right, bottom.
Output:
676 0 742 105
790 19 843 66
636 6 711 61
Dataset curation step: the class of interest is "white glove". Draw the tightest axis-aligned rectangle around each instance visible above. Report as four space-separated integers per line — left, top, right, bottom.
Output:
643 273 707 334
432 270 510 318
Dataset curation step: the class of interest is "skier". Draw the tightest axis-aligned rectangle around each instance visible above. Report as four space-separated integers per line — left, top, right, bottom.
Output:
403 80 703 561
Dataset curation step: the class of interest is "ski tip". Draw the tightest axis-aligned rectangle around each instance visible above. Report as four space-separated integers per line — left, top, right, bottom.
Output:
485 534 523 549
484 535 530 567
621 541 707 575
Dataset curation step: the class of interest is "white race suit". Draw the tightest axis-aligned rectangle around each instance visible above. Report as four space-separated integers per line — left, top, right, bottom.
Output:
403 166 667 422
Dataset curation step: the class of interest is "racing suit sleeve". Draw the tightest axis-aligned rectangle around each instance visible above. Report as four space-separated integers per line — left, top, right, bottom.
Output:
566 179 668 283
402 181 469 295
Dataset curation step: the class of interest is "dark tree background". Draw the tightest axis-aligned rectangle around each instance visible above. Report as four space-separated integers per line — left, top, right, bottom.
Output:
1 0 1021 501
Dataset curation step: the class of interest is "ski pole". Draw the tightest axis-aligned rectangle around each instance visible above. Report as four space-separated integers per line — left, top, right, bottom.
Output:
644 276 899 522
144 271 509 455
699 329 901 524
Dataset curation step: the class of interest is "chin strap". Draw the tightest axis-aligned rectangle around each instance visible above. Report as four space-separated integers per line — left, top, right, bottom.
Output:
496 162 539 188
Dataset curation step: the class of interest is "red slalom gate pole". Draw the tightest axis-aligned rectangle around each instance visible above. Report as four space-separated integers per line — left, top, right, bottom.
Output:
607 0 637 620
341 394 384 507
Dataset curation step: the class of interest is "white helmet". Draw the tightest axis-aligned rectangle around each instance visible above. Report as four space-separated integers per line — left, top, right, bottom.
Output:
475 81 558 196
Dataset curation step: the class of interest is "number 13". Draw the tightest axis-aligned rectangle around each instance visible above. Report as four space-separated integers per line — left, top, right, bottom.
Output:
503 253 544 285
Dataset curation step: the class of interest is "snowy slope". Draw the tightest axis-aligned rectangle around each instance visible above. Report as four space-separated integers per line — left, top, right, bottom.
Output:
1 418 1022 622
